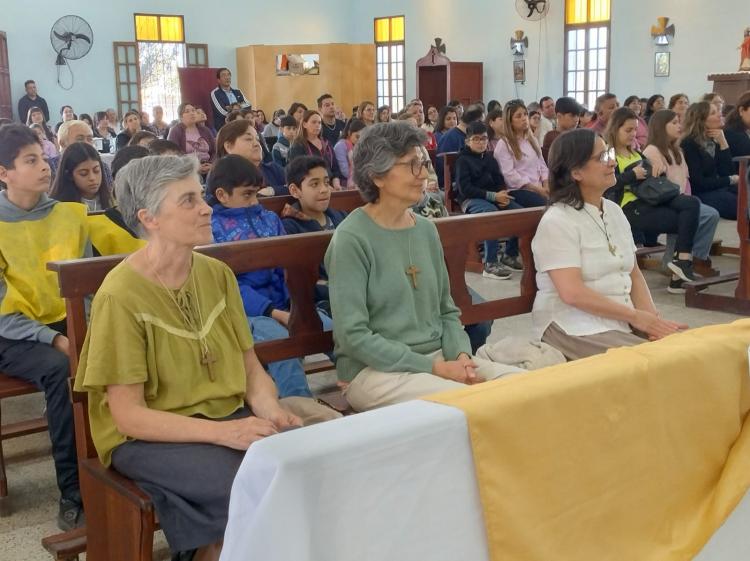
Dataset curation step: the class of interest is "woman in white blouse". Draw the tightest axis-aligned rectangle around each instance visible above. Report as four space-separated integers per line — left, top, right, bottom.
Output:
531 128 687 361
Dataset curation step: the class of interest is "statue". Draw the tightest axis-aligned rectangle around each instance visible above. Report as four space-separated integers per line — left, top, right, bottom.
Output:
740 27 750 71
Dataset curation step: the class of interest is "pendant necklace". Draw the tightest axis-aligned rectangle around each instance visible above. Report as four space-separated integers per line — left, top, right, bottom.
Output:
405 212 420 289
151 256 218 381
583 207 617 257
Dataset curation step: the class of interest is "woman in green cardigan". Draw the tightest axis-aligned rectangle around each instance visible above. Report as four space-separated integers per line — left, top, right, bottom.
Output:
324 122 523 412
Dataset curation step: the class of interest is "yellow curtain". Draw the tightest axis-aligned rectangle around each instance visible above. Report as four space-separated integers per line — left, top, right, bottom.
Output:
429 319 750 561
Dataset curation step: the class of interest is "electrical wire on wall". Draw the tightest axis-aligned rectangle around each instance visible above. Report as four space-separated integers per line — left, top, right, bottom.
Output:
56 59 74 90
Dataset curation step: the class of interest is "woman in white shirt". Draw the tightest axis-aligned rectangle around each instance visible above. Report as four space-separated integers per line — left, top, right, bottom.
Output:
531 128 687 361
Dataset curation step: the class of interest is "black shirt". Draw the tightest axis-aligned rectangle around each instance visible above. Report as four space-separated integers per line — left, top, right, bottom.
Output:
320 118 346 146
18 94 50 123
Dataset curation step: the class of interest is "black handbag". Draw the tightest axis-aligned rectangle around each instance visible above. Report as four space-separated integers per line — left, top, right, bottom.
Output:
626 159 681 205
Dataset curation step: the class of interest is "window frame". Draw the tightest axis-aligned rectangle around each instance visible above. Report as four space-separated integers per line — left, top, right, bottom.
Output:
133 13 185 43
563 0 611 109
374 15 406 113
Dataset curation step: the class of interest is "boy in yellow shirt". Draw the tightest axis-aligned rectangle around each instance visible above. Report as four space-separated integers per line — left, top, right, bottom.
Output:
0 124 90 530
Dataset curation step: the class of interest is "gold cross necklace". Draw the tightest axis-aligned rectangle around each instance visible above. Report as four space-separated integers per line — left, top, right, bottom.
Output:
582 206 617 257
405 212 420 289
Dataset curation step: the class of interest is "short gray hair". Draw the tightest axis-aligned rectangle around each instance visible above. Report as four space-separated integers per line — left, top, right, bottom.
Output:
115 155 199 237
352 121 428 203
58 120 92 149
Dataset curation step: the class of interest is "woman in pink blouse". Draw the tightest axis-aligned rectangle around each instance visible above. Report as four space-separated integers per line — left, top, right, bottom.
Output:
493 100 549 207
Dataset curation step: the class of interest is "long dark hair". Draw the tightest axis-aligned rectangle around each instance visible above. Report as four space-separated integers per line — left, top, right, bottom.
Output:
724 91 750 131
646 109 683 165
604 107 639 155
644 95 664 121
547 128 597 210
49 142 113 208
435 106 457 134
25 107 56 142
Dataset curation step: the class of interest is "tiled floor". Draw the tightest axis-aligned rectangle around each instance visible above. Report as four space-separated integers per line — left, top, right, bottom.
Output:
1 221 746 560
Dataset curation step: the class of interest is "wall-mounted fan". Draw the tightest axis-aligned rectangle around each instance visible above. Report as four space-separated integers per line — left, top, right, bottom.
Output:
50 15 94 89
515 0 550 21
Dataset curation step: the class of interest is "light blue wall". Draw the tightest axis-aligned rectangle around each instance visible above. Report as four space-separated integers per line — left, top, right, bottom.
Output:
3 0 352 121
4 0 748 121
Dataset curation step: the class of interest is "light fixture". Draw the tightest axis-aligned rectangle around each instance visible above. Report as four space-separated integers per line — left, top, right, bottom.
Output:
651 17 675 46
510 30 528 56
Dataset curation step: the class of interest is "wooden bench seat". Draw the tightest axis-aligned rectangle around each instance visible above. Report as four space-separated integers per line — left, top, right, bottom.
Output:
0 374 48 498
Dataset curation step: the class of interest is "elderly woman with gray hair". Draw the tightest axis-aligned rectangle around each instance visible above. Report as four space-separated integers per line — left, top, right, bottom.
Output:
324 122 523 412
73 155 301 561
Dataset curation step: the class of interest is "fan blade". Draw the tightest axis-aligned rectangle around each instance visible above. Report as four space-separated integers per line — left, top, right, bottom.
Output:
53 30 70 42
73 33 91 43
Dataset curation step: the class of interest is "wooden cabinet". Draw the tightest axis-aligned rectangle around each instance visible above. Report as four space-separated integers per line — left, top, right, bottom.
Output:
708 72 750 106
416 47 483 109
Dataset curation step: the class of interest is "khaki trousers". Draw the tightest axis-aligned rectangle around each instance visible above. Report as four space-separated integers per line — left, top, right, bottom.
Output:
279 396 342 425
542 322 647 362
344 350 524 412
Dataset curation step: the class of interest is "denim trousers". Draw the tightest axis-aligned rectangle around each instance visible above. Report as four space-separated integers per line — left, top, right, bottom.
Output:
462 198 523 261
248 311 333 398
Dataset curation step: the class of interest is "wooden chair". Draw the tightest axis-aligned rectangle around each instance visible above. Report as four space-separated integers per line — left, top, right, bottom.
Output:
0 375 48 497
685 156 750 313
43 208 544 560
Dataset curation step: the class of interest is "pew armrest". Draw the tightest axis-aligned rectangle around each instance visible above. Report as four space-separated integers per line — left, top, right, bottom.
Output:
80 458 154 512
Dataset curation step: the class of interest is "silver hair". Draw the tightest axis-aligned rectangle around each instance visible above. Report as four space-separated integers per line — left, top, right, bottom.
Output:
57 120 92 149
352 121 428 203
115 155 199 238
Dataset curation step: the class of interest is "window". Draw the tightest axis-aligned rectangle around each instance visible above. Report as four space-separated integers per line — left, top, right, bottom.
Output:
564 0 611 110
374 16 405 113
134 14 186 122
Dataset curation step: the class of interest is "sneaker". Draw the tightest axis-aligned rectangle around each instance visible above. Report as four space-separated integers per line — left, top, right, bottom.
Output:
58 498 85 531
482 262 513 280
499 254 524 271
667 278 686 294
667 259 696 283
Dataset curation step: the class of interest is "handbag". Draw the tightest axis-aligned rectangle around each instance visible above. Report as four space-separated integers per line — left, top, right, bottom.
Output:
626 159 681 206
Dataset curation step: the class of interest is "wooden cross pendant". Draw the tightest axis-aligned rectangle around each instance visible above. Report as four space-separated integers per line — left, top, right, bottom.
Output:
406 264 420 289
201 348 218 382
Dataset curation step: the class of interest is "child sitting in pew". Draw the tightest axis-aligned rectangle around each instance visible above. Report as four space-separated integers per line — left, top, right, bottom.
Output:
281 156 348 315
0 124 86 530
207 155 340 422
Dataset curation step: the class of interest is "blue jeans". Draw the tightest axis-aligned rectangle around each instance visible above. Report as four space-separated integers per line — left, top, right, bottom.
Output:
465 288 492 353
463 198 523 261
662 202 720 263
697 188 737 220
248 311 333 398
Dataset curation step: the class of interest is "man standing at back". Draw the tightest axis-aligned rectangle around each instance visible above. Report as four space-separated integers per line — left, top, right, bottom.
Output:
17 80 50 123
210 67 250 130
318 94 346 146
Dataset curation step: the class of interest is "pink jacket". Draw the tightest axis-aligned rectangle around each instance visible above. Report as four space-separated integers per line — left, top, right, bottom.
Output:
493 136 549 190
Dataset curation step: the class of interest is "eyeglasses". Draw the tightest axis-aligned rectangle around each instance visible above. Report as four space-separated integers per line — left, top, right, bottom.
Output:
592 146 616 164
394 158 430 177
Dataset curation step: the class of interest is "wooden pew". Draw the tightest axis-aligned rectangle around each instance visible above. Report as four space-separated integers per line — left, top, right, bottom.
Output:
258 189 364 216
43 208 542 560
685 156 750 314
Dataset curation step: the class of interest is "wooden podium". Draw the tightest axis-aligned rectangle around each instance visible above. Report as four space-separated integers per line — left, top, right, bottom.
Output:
707 72 750 105
416 47 483 111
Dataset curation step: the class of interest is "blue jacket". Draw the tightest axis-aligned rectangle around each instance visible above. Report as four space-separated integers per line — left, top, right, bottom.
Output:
436 126 467 187
211 203 289 317
210 86 249 129
261 161 289 195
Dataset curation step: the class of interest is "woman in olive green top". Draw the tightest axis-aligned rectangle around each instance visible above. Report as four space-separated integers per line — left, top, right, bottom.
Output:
74 156 301 561
324 122 523 412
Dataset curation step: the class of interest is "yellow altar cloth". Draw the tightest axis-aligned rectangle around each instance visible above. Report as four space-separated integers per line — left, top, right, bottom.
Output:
429 320 750 561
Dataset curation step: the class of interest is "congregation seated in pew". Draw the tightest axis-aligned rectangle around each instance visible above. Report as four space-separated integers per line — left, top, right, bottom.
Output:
206 154 340 423
532 128 688 361
325 121 524 412
49 141 113 211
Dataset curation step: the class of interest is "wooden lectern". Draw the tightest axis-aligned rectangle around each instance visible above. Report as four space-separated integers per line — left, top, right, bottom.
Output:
416 47 483 111
707 72 750 105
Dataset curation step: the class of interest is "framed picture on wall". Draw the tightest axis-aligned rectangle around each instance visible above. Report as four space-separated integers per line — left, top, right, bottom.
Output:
654 52 670 77
513 59 526 83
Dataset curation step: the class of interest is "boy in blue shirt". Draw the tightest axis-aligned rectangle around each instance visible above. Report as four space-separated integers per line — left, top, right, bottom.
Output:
207 155 336 405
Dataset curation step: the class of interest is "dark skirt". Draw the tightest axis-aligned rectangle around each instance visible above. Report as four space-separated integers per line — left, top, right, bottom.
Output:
110 407 249 552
